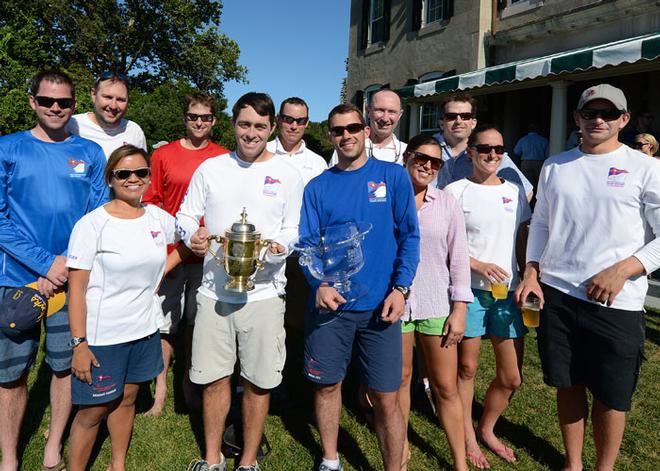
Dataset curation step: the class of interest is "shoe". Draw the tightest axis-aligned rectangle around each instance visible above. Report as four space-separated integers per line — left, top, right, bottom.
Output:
188 459 227 471
318 462 344 471
236 464 260 471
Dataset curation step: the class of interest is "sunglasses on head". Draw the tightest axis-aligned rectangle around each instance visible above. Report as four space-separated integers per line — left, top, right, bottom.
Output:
111 167 150 180
35 96 74 109
578 109 624 121
473 144 506 155
279 114 309 125
631 142 650 150
97 71 130 84
443 112 474 121
329 123 365 137
185 113 214 123
405 151 443 170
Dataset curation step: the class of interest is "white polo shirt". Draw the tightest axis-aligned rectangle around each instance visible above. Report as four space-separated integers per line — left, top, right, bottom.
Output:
329 135 407 166
266 137 327 185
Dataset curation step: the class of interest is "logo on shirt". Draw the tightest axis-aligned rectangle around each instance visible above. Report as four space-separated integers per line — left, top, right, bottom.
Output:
367 181 387 203
150 231 161 239
150 229 164 247
68 159 85 177
607 167 629 188
263 176 281 197
502 197 513 204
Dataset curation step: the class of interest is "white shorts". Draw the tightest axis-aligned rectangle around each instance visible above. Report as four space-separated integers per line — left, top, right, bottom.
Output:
190 294 286 389
159 263 203 334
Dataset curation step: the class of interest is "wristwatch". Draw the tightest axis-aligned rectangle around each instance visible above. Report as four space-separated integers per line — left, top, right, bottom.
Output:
393 285 411 300
69 336 87 349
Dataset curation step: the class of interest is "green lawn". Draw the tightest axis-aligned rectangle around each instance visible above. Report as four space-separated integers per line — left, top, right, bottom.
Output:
15 310 660 470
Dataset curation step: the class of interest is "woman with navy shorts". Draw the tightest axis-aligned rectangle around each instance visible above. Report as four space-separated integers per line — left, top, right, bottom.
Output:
398 134 473 471
66 145 187 471
445 125 531 469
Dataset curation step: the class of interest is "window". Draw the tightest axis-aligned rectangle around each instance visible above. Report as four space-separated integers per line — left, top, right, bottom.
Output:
499 0 543 18
425 0 444 24
417 72 445 134
413 0 454 30
370 0 385 44
360 0 391 48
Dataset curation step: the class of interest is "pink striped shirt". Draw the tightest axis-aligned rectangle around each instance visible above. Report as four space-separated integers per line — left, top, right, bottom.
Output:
404 187 473 320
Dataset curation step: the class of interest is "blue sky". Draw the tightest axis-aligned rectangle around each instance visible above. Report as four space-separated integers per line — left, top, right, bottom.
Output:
220 1 350 123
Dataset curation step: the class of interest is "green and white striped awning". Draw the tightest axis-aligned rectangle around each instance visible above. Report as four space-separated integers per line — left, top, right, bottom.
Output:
398 32 660 99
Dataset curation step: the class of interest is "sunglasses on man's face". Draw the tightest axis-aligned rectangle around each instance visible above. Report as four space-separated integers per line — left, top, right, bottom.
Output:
185 113 214 123
111 167 151 180
329 123 365 137
578 109 624 121
473 144 506 155
443 112 474 121
406 151 443 170
279 114 309 125
35 96 75 109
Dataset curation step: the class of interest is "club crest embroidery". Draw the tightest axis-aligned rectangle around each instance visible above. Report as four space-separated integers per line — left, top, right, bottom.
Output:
502 196 514 212
68 159 85 177
150 230 164 247
607 167 629 188
263 176 281 196
367 181 387 203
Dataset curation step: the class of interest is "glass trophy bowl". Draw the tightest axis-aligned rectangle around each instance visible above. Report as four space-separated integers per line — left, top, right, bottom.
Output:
295 221 372 303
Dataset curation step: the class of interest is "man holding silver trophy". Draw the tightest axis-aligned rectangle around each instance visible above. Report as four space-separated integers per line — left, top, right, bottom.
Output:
298 103 420 471
176 92 304 471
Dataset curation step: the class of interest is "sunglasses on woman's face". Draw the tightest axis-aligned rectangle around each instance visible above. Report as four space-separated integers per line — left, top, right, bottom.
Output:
631 142 650 150
405 151 443 170
111 167 151 180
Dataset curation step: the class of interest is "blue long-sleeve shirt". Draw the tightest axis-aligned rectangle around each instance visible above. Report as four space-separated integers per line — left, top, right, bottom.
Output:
0 131 109 287
299 158 420 312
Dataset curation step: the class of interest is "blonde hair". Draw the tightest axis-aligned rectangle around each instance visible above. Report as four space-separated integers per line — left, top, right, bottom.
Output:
635 133 659 156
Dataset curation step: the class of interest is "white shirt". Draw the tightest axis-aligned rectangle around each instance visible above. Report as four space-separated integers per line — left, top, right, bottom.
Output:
67 113 147 159
266 137 327 185
329 135 407 166
528 144 660 311
445 178 531 291
176 152 304 304
66 205 176 346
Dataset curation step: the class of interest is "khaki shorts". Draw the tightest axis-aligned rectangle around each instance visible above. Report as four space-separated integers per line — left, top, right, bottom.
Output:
190 294 286 389
159 263 203 334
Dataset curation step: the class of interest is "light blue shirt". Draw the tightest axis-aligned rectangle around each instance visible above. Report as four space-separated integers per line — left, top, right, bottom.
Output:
514 132 549 161
432 133 534 195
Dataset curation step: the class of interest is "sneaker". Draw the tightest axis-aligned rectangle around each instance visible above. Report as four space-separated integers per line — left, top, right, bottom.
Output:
318 462 344 471
236 465 260 471
188 459 227 471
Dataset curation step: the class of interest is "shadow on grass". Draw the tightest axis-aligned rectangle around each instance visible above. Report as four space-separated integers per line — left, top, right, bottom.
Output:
19 360 55 462
644 310 660 347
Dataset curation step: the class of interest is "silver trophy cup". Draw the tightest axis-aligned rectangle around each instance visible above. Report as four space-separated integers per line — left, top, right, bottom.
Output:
295 221 372 303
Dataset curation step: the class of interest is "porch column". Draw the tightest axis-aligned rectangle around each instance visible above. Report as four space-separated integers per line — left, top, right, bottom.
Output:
549 81 568 156
408 102 420 138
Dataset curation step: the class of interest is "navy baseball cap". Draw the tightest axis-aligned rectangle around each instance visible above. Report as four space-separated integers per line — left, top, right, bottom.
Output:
0 286 48 337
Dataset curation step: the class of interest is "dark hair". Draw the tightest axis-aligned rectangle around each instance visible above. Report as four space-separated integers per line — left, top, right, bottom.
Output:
30 69 75 98
406 134 441 154
327 103 366 128
232 92 275 125
105 145 150 185
279 97 309 115
184 93 216 115
468 124 502 148
93 72 130 92
441 93 478 117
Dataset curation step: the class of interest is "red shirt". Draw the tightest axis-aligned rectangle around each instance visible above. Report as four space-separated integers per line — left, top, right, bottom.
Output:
143 139 229 260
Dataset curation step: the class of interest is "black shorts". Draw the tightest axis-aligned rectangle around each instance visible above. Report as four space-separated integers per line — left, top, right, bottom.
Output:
537 284 645 411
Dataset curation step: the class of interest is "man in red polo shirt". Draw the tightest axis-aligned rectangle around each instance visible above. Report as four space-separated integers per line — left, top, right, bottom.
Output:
143 93 228 416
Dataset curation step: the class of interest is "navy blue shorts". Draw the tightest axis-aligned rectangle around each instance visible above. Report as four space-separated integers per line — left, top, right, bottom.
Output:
72 332 163 406
303 307 402 393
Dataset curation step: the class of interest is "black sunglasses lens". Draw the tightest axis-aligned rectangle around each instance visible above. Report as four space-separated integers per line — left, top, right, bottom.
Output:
459 113 473 120
580 109 622 121
135 168 150 178
114 170 131 180
345 123 364 133
444 113 457 120
36 97 73 109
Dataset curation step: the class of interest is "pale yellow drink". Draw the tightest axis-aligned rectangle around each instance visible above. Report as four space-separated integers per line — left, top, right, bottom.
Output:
522 307 540 327
490 282 509 300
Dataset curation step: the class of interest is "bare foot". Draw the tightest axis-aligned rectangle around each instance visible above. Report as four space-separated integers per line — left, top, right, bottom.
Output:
477 430 516 464
143 401 164 417
401 440 410 470
466 440 490 469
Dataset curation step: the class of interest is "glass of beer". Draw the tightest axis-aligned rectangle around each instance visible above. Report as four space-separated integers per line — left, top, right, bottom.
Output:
490 276 511 300
522 294 541 328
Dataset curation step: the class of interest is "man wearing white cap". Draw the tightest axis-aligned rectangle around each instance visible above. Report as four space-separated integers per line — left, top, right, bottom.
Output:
516 84 660 470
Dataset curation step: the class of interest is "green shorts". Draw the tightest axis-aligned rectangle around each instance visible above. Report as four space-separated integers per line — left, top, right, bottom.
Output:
401 317 447 336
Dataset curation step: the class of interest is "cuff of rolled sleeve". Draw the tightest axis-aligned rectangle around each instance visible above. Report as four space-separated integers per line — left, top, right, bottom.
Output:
449 286 474 303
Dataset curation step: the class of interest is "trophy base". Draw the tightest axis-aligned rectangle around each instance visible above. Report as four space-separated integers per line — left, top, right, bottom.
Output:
334 280 368 304
224 276 255 292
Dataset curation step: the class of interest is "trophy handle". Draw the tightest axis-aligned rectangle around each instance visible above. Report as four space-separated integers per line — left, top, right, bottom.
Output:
254 238 273 272
207 235 225 262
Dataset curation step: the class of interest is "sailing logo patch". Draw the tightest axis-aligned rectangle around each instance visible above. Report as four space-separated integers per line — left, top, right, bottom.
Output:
367 181 387 203
263 176 281 196
502 196 514 212
68 159 85 177
607 167 629 188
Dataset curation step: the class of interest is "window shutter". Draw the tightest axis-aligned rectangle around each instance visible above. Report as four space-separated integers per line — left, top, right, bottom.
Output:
354 90 365 110
360 0 371 49
444 0 454 19
412 0 423 31
383 0 392 42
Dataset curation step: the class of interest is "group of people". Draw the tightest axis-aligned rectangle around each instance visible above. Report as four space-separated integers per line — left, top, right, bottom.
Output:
0 68 657 471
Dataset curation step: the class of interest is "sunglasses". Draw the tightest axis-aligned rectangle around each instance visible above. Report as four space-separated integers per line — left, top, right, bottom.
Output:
97 71 130 84
406 151 443 170
185 113 214 123
578 109 624 121
329 123 365 137
111 167 150 180
279 114 309 125
443 112 474 121
473 144 506 155
35 96 74 109
631 142 650 150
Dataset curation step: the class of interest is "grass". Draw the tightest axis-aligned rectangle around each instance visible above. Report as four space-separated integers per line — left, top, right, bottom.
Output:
13 310 660 470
